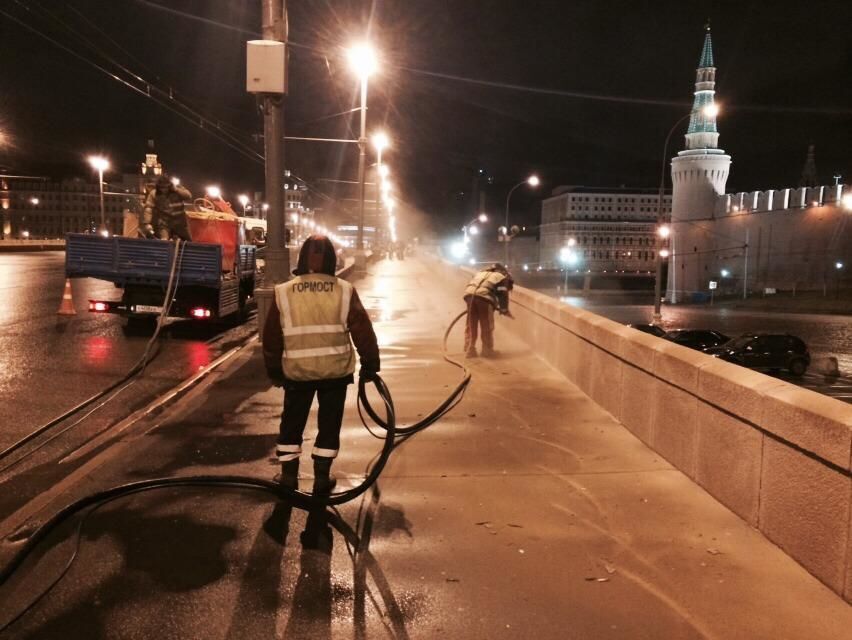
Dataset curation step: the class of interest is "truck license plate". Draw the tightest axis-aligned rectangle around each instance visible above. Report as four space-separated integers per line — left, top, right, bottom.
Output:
135 305 163 314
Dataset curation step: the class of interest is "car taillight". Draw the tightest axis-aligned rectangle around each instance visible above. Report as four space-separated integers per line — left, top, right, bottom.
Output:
89 301 109 312
191 307 212 319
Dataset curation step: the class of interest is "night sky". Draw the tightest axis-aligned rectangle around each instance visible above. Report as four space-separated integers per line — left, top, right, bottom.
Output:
1 0 850 236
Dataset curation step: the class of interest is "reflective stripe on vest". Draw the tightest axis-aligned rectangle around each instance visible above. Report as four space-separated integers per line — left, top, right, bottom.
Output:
464 271 505 305
274 274 355 381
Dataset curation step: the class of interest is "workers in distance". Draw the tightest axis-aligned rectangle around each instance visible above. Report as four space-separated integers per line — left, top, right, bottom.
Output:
464 262 514 358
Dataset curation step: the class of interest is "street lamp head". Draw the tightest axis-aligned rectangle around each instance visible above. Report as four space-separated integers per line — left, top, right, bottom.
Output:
347 42 377 79
237 194 249 207
477 213 488 223
567 237 576 247
660 248 670 258
721 269 730 277
836 262 844 270
658 225 671 238
29 197 39 205
87 155 110 173
527 175 540 187
702 103 720 118
206 185 222 199
372 131 390 152
469 225 479 236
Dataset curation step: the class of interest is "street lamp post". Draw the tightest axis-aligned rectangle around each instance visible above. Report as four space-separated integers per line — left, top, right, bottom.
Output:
87 155 110 234
504 175 539 266
237 194 249 215
348 43 377 271
372 131 389 245
653 104 719 320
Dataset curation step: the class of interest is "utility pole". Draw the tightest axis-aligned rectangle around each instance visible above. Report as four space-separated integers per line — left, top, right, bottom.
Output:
253 0 289 339
262 0 289 284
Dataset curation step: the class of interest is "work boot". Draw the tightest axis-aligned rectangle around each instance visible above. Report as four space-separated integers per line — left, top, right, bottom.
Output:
274 459 299 490
482 347 496 358
312 457 337 495
466 348 478 358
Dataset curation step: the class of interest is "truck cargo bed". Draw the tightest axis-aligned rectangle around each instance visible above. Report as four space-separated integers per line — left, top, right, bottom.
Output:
65 233 222 287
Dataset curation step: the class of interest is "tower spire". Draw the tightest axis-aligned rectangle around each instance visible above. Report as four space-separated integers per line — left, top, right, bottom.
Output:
683 24 722 154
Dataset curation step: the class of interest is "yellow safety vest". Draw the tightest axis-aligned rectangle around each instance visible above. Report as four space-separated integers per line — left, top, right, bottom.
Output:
274 274 356 381
464 270 507 307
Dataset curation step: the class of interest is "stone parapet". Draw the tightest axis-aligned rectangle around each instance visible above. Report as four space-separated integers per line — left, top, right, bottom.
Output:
437 257 852 602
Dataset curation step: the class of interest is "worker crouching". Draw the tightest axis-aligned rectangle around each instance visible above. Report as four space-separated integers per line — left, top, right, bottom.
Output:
263 235 380 496
463 263 513 358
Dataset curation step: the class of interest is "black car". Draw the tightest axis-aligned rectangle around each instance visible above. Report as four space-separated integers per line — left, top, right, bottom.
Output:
705 333 810 376
627 323 667 338
664 329 730 351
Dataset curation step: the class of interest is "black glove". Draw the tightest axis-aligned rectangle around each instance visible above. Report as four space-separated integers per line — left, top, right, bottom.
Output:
267 368 286 388
360 367 379 381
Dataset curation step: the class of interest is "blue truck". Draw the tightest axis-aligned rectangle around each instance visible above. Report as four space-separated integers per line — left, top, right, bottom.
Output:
65 233 257 326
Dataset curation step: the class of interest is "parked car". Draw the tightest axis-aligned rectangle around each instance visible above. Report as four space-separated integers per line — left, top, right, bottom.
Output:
705 333 810 376
627 323 666 338
664 329 730 351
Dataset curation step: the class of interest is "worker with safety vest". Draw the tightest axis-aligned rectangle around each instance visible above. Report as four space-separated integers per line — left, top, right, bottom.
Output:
463 263 513 358
142 175 192 240
263 235 380 496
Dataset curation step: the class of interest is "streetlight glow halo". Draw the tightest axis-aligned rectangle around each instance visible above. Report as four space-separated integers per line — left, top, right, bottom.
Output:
347 42 378 79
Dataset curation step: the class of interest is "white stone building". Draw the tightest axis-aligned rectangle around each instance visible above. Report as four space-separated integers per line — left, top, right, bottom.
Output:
539 186 671 272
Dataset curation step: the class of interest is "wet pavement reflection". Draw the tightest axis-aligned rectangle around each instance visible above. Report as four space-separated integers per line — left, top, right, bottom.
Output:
0 253 238 449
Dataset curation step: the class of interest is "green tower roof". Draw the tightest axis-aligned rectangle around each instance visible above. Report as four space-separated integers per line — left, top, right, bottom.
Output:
698 27 714 68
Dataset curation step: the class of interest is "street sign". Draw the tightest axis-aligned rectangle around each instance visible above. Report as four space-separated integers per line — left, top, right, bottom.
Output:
709 280 718 290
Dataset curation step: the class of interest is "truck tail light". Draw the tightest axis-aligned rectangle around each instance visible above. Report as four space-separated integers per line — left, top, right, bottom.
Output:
89 301 109 312
191 307 212 319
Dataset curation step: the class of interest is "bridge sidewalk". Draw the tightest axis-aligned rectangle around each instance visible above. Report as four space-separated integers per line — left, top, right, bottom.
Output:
2 256 850 639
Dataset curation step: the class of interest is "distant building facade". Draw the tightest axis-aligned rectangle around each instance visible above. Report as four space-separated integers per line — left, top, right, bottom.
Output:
539 186 671 272
0 174 140 239
667 28 851 301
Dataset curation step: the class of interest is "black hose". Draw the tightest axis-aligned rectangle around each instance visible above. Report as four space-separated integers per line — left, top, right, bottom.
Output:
0 310 470 632
359 310 470 436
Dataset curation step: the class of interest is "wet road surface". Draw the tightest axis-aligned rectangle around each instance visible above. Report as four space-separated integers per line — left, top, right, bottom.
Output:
539 288 852 403
1 258 850 638
0 252 253 452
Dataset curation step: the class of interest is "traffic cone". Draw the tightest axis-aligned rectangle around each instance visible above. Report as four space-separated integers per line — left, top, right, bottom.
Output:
57 278 76 315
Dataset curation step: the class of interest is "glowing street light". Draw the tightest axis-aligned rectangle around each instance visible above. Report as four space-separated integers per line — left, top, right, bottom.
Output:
660 248 670 259
478 213 488 223
469 225 479 236
237 194 249 214
721 269 730 278
347 43 378 79
836 262 844 270
29 197 39 206
658 225 671 238
348 42 379 263
87 155 110 232
372 131 390 153
206 185 222 200
505 174 541 265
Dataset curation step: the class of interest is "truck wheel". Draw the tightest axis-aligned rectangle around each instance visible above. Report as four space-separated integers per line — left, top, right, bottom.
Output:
788 359 807 377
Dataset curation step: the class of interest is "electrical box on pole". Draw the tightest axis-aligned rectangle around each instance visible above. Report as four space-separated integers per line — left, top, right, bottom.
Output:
246 40 286 94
